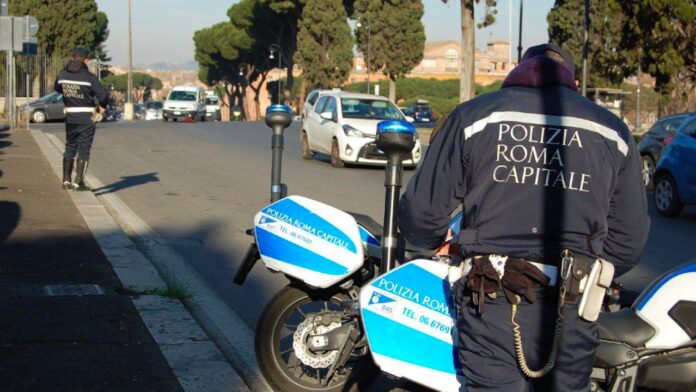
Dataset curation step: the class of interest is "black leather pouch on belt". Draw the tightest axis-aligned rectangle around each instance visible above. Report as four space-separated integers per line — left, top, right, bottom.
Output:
562 253 596 304
466 256 550 314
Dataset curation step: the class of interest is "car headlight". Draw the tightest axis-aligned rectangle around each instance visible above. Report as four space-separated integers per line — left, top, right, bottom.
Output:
343 124 366 138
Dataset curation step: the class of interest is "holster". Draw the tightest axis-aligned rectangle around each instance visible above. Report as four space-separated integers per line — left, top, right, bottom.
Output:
561 251 615 321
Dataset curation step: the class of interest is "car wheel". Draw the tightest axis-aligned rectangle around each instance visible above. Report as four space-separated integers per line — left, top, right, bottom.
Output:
330 139 344 168
654 174 684 217
31 110 47 123
163 117 168 122
641 155 655 190
300 131 313 160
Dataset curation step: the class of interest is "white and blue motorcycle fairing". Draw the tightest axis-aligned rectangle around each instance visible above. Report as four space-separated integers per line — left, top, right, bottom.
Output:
360 259 464 391
254 195 364 289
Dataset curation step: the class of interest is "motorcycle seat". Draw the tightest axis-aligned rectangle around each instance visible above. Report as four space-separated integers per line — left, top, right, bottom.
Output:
347 212 382 241
597 308 656 349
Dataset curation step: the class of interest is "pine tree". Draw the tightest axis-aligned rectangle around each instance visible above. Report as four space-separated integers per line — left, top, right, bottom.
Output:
9 0 109 58
547 0 630 87
294 0 353 89
355 0 425 101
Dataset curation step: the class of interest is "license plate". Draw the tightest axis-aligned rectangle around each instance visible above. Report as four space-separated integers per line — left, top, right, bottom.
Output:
421 118 430 122
174 111 181 115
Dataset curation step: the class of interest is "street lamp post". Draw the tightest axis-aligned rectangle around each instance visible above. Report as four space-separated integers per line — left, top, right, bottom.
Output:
238 63 248 120
357 18 371 94
581 0 589 97
517 0 524 63
124 0 134 120
269 44 282 105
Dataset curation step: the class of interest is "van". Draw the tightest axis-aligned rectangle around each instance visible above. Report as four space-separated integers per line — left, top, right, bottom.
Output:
163 85 207 122
204 92 221 121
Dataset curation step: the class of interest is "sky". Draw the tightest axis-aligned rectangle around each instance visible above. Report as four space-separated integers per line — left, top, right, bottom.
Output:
95 0 555 68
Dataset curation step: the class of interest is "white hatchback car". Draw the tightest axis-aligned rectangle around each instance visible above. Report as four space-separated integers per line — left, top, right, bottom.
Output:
301 92 421 168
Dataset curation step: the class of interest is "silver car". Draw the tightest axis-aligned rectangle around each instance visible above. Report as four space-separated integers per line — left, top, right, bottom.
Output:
27 92 65 123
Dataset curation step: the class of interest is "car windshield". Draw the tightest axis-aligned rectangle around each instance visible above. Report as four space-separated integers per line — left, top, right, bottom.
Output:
168 91 197 101
35 92 59 103
145 102 162 109
205 97 219 105
413 104 432 112
341 98 404 120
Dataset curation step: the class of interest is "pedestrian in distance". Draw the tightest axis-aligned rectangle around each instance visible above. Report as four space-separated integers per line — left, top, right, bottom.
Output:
54 47 109 191
398 43 649 391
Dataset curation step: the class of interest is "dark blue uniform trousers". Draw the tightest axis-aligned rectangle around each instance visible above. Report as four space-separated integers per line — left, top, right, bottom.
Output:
64 122 96 161
455 286 598 392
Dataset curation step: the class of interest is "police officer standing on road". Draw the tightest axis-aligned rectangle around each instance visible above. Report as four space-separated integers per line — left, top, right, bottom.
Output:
54 48 109 191
398 44 650 391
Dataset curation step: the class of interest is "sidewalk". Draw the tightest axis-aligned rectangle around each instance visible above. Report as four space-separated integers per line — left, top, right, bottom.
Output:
0 126 183 391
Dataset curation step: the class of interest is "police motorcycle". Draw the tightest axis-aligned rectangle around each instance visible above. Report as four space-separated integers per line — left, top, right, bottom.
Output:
235 105 696 392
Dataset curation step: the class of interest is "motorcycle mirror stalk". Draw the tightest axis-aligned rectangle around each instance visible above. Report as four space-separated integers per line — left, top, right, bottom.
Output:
233 104 293 286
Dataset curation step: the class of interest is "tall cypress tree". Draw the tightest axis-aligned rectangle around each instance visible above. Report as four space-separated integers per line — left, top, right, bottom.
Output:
294 0 353 89
355 0 425 101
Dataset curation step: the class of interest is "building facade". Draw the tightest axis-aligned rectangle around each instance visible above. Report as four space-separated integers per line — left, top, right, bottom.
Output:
351 40 517 86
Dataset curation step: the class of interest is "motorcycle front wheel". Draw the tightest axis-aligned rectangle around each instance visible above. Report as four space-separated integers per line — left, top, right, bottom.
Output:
255 285 378 392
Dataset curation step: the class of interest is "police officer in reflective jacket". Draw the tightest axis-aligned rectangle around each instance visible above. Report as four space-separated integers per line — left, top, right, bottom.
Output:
398 44 649 391
54 48 109 191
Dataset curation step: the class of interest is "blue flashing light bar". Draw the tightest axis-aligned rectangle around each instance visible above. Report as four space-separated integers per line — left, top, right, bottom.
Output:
266 104 292 116
377 120 416 134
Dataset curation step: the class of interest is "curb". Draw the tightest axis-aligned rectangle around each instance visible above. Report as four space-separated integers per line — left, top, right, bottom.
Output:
31 129 253 392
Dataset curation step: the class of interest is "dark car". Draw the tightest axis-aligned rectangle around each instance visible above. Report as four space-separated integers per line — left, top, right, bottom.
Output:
653 113 696 217
27 92 65 123
638 113 691 189
403 99 436 124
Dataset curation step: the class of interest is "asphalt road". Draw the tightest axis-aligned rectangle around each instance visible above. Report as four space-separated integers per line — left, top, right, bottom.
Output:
39 119 417 328
38 119 696 321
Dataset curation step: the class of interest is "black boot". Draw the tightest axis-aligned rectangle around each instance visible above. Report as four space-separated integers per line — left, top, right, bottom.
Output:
74 159 90 191
62 158 74 190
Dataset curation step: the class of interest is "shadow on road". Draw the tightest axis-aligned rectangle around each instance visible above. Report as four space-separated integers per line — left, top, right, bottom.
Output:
93 172 159 195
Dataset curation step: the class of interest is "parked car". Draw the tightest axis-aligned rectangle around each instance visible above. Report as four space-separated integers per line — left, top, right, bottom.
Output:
301 91 421 168
403 99 436 124
638 113 691 189
27 92 64 123
133 103 145 119
205 95 221 121
653 113 696 217
143 101 163 120
163 85 207 122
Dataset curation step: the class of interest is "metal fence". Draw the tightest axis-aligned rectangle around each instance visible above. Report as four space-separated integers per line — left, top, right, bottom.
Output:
0 52 68 101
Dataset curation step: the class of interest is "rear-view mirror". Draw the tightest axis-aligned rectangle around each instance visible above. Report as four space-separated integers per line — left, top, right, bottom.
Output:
320 112 334 121
405 116 415 123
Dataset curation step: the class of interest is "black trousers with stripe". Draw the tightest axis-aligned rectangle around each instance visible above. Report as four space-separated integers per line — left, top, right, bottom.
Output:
64 122 96 161
454 285 598 392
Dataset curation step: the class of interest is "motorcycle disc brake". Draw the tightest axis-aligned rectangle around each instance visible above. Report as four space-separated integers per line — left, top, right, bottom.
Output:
292 314 342 369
